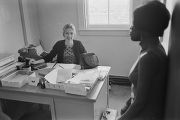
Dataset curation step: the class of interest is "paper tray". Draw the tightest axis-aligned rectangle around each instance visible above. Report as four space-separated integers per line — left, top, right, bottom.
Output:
45 82 65 91
1 70 33 88
64 78 98 96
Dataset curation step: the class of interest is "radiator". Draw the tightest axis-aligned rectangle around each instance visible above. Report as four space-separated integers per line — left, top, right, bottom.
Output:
109 75 131 86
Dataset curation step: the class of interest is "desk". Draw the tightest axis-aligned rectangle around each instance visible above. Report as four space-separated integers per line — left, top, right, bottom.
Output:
0 66 110 120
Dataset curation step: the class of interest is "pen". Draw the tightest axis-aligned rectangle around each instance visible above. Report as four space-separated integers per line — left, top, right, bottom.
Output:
58 65 64 69
52 62 57 68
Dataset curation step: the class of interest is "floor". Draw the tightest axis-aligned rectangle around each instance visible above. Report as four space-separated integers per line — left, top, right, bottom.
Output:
109 84 131 116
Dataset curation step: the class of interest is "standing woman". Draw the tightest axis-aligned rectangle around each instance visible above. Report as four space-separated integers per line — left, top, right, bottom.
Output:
30 23 87 65
118 1 170 120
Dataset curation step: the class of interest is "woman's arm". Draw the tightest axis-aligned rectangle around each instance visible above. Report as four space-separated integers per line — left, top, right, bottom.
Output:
43 41 60 62
29 41 61 64
118 52 160 120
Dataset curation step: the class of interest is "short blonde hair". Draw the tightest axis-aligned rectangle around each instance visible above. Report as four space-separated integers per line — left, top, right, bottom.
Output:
63 23 76 37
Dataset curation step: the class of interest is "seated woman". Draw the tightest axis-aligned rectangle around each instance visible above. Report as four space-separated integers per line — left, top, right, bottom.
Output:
30 23 87 65
2 24 86 120
118 1 170 120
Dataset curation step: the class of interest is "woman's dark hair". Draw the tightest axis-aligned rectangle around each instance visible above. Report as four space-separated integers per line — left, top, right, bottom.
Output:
133 0 170 37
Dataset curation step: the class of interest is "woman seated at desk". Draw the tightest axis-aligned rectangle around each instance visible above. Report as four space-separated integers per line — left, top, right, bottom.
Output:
2 23 87 120
30 23 87 65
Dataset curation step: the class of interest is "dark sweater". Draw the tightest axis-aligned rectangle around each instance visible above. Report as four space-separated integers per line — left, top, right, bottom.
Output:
43 40 87 64
127 44 168 120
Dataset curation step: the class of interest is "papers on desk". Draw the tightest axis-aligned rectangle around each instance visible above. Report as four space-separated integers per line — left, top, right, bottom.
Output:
64 70 99 96
65 69 99 87
1 70 34 88
45 63 80 84
46 63 81 70
43 65 111 96
44 63 80 90
57 69 73 83
44 69 58 84
44 67 99 95
44 68 76 84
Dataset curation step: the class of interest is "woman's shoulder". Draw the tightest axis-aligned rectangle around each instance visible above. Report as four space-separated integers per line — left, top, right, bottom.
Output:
147 47 167 60
73 40 81 43
73 40 83 46
54 40 65 46
141 48 167 65
56 40 65 44
52 40 65 49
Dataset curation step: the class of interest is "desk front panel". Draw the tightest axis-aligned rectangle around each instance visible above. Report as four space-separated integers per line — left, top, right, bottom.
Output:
0 86 56 120
0 71 109 120
54 77 108 120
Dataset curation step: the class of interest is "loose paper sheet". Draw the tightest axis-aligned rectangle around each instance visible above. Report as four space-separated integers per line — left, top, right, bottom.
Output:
44 69 58 84
44 68 75 84
56 69 72 83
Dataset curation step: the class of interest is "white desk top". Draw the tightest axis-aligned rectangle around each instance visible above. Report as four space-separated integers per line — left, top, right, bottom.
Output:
0 66 111 102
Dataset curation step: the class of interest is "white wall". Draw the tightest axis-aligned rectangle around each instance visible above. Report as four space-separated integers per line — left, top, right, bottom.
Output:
22 0 40 45
36 0 140 76
0 0 25 58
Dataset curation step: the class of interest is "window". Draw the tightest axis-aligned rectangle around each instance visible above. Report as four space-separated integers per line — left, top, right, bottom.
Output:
78 0 132 31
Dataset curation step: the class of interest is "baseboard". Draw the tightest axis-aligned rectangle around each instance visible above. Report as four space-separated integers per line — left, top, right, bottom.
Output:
109 75 131 86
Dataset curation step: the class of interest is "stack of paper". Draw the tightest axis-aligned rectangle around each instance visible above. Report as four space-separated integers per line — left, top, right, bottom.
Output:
45 68 74 84
64 69 99 96
44 68 77 90
0 54 16 78
1 70 33 88
65 70 99 87
0 53 15 67
43 65 110 96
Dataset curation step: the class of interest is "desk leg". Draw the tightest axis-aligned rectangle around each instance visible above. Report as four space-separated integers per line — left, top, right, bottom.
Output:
54 98 94 120
50 99 56 120
107 75 110 108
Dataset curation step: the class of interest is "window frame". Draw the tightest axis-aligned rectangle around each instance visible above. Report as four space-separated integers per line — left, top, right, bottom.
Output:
77 0 133 35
